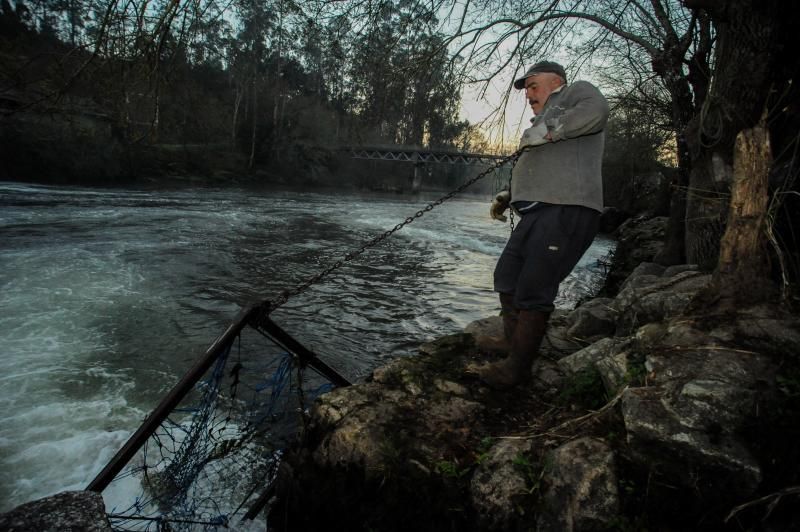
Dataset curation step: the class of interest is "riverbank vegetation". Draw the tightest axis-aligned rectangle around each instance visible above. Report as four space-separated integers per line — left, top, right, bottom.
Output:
0 0 472 186
0 0 506 191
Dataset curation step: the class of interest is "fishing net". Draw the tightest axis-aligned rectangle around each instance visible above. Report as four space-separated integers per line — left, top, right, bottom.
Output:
103 320 336 531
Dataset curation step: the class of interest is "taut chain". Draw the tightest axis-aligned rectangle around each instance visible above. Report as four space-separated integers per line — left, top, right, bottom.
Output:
265 149 524 314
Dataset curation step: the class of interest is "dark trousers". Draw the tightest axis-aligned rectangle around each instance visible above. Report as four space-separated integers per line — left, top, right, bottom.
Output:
493 203 599 311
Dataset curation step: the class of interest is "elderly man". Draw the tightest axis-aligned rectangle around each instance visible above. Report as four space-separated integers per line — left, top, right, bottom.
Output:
477 60 609 389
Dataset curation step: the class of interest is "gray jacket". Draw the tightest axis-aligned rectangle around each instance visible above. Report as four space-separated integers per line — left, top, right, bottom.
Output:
511 80 609 213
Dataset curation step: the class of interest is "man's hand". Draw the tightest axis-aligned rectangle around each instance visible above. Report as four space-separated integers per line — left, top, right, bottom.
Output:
490 190 511 222
519 122 549 149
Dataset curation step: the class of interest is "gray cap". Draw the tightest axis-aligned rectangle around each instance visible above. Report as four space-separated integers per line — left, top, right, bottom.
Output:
513 61 567 89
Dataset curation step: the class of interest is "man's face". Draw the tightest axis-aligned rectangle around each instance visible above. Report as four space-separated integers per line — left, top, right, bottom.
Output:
524 72 563 115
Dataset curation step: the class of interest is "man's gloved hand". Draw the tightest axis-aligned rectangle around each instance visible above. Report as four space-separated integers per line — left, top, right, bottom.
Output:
519 122 549 149
490 190 511 222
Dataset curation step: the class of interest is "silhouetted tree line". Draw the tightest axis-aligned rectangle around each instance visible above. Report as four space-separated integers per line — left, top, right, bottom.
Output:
0 0 482 186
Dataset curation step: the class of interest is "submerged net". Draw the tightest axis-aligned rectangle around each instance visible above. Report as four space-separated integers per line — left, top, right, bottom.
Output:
103 321 336 531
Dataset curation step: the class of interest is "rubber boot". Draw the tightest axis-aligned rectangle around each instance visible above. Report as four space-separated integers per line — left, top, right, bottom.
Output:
475 293 518 353
477 309 549 389
500 293 518 341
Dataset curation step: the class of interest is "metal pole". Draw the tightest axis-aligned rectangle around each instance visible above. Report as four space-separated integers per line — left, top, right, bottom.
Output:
85 305 258 492
250 314 352 388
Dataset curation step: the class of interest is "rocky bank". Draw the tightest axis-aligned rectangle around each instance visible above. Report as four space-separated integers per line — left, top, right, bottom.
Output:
269 217 800 531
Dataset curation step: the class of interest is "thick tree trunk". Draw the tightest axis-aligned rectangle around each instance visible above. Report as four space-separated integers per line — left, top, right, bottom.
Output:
682 0 779 270
714 113 773 302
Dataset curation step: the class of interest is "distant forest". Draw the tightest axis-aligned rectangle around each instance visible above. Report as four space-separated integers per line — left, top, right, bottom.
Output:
0 0 484 186
0 0 670 207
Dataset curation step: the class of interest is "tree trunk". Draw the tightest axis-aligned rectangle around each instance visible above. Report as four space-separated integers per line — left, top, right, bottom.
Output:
232 85 243 146
151 88 160 143
249 75 258 170
681 0 779 270
713 112 773 303
654 133 689 266
651 51 696 267
272 0 284 161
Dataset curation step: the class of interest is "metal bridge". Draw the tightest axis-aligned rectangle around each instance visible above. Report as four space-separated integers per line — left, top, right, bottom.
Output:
346 146 507 166
344 146 509 193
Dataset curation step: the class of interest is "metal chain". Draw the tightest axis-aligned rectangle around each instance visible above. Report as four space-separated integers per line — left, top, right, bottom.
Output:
267 149 524 313
508 150 520 232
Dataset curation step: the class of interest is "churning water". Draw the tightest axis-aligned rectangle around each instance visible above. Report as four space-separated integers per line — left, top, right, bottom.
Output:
0 181 613 512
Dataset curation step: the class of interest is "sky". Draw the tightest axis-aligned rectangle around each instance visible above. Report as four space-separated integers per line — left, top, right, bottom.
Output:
459 80 530 150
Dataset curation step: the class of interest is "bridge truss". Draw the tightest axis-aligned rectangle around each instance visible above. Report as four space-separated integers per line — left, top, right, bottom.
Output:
346 147 506 166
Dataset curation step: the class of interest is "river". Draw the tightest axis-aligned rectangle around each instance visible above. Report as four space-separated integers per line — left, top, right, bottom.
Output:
0 181 614 513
